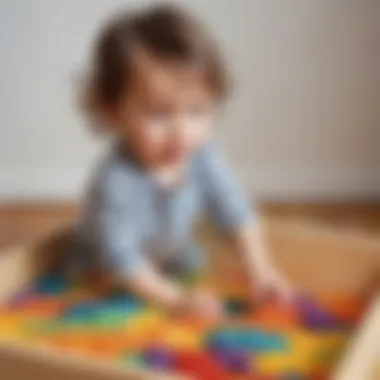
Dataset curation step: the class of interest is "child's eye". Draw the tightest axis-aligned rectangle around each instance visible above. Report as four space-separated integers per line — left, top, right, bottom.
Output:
145 109 171 124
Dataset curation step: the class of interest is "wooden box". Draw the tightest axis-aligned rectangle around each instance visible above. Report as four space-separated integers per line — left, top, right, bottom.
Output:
0 220 379 380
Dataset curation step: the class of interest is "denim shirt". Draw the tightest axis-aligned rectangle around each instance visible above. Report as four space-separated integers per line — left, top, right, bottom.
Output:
74 142 253 277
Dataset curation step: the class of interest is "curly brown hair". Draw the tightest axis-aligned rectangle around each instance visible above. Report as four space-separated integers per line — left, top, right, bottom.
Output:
81 4 229 126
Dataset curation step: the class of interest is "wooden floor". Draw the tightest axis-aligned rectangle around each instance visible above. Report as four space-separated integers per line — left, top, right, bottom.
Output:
0 202 379 251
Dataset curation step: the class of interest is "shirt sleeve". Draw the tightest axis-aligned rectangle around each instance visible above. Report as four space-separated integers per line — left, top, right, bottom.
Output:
198 143 254 230
94 168 149 278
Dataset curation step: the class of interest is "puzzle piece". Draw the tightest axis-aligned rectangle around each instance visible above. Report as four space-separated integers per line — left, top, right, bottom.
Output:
123 352 145 368
20 297 66 317
7 287 36 307
207 329 289 352
296 295 340 330
256 351 313 377
318 295 366 324
143 346 175 370
160 324 203 350
211 347 250 373
0 314 27 341
251 301 299 329
34 275 69 295
174 351 232 380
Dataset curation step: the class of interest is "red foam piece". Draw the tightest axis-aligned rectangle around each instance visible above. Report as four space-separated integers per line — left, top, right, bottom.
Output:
174 352 232 380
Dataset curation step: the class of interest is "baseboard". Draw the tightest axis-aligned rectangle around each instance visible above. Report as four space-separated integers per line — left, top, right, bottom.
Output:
0 168 87 202
0 166 378 202
241 165 380 202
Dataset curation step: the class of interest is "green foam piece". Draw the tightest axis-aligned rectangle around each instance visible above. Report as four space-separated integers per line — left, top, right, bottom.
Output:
90 312 128 327
123 353 145 368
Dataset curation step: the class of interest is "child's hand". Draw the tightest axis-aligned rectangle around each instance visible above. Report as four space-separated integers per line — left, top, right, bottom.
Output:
175 289 223 320
254 265 294 303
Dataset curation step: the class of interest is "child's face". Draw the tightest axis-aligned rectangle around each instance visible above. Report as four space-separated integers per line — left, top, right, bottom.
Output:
115 51 216 168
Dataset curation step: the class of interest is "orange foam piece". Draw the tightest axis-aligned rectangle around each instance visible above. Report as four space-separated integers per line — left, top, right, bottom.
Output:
49 334 89 352
249 301 299 329
84 335 133 358
318 295 366 323
48 332 129 358
20 297 66 317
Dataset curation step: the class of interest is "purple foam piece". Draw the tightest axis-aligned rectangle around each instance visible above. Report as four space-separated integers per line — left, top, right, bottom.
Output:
7 287 36 307
143 347 174 370
212 348 250 373
296 295 339 330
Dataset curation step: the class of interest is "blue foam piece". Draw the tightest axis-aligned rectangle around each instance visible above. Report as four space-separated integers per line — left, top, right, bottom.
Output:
63 299 141 324
207 329 288 352
102 291 143 312
34 275 68 294
103 296 142 311
63 302 101 320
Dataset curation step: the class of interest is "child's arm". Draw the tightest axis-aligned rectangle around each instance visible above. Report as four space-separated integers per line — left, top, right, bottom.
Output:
93 167 221 316
230 222 293 300
125 268 221 317
199 143 292 300
123 266 183 308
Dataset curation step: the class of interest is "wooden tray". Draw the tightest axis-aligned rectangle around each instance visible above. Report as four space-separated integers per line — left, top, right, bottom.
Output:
0 220 379 380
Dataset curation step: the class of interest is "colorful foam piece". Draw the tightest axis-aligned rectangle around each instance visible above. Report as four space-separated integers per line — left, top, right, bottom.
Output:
211 347 250 373
318 295 366 324
295 295 340 330
63 300 142 329
159 324 203 350
207 329 288 352
103 292 143 309
90 312 131 328
123 352 145 368
316 346 342 367
251 300 299 329
84 334 134 358
174 352 232 380
20 297 66 317
63 302 102 320
7 287 36 307
34 275 68 295
143 347 174 370
281 372 306 379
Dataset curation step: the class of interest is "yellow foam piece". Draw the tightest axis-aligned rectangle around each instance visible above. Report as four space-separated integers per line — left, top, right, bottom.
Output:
256 330 349 375
159 324 202 350
124 309 165 332
256 353 314 375
0 315 26 340
290 329 348 351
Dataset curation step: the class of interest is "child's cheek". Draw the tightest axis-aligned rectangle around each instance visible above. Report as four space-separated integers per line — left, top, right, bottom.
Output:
131 121 168 160
185 117 212 151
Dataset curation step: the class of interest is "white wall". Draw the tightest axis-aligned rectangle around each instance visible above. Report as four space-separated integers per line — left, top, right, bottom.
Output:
0 0 378 201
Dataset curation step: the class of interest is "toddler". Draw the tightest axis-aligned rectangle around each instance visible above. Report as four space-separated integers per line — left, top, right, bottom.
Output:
74 5 292 318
